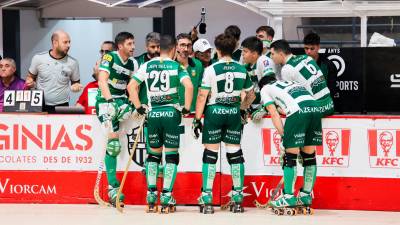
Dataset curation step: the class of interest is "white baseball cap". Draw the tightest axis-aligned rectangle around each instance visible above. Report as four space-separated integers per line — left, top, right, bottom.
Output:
193 38 213 52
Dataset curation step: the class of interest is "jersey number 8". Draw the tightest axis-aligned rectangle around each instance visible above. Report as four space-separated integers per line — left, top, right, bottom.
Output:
149 70 170 92
224 72 235 93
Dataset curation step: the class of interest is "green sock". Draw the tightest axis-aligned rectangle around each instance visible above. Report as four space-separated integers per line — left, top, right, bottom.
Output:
231 163 244 191
302 165 317 193
163 162 177 192
146 161 159 190
202 163 216 192
283 166 297 195
105 153 119 187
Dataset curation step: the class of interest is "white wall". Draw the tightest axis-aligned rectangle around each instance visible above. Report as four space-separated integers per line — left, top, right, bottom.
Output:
19 10 152 105
175 0 269 44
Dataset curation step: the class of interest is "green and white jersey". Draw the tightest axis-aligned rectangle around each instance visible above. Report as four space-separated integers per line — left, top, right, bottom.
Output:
261 80 315 117
98 51 139 98
281 54 330 100
132 57 190 108
200 59 253 107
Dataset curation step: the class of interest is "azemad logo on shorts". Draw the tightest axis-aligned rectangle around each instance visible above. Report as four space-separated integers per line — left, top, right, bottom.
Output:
316 129 351 167
261 128 283 166
368 129 400 168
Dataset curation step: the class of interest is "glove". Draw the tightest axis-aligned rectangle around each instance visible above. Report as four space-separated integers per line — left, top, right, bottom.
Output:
104 99 118 121
181 107 191 117
240 109 248 125
136 105 148 116
251 107 267 123
70 83 83 92
192 119 203 139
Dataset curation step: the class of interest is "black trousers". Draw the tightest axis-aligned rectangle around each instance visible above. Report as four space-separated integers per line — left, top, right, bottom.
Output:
43 102 69 114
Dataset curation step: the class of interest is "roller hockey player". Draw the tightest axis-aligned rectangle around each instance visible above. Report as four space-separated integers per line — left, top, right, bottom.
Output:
270 39 334 117
256 75 321 216
192 33 253 214
128 35 193 214
241 36 276 122
95 32 139 208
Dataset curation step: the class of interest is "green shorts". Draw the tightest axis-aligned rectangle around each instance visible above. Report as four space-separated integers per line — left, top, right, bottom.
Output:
95 97 133 132
317 96 334 117
147 106 183 149
202 104 242 145
283 106 322 148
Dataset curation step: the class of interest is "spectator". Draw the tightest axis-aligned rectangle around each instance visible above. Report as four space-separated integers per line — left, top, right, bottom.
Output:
25 30 82 113
193 38 214 67
256 25 275 56
76 41 115 114
303 32 338 102
0 58 25 112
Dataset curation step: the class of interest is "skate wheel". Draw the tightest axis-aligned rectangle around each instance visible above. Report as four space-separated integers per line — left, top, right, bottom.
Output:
307 207 314 215
159 206 170 214
302 207 307 215
199 205 204 213
170 205 176 213
273 208 281 215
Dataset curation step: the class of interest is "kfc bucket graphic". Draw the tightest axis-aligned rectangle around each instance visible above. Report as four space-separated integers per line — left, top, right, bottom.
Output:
316 129 351 167
368 129 400 168
262 128 282 166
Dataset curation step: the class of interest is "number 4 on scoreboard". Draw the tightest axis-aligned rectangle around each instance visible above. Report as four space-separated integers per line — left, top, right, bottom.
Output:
4 90 15 106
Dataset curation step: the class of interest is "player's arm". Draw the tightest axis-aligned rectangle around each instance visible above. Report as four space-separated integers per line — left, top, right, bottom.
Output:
240 72 256 110
98 71 112 101
194 88 209 120
265 103 284 136
181 77 193 112
127 79 141 108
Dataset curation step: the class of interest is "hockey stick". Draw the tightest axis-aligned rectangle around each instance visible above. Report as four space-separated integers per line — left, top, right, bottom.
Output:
116 116 146 213
254 177 284 209
93 120 113 207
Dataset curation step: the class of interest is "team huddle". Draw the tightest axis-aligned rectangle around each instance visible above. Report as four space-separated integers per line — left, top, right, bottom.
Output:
95 25 333 215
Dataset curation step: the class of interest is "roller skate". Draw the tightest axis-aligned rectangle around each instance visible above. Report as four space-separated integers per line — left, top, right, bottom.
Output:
158 192 176 214
296 191 314 215
198 191 214 214
269 193 297 216
145 190 158 213
229 190 244 213
108 185 125 208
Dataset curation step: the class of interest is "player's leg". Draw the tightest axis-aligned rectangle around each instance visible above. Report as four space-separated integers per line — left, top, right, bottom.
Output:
145 108 165 211
298 110 322 207
96 97 125 206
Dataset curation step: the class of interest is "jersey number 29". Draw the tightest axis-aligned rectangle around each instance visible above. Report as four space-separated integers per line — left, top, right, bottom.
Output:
149 70 170 92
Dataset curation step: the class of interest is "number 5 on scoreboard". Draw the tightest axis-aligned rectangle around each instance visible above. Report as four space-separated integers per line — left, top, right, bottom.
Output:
31 90 43 106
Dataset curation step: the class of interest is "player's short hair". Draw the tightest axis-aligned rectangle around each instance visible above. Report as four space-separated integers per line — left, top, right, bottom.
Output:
303 32 320 45
214 33 236 57
115 32 134 48
270 39 292 55
258 75 277 90
176 33 192 42
256 26 275 38
224 25 241 41
102 41 116 50
241 36 263 55
146 32 160 45
160 35 177 51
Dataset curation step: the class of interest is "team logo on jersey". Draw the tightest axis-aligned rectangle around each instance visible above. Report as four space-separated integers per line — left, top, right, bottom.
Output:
126 125 147 167
316 129 351 167
103 54 112 62
368 129 400 168
262 128 283 166
262 60 269 67
101 60 109 67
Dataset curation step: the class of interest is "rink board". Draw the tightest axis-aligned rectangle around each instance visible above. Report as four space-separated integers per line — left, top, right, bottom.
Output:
0 114 400 211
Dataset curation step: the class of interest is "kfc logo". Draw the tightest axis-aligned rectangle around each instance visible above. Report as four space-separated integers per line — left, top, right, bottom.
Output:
316 129 351 167
262 129 282 166
368 129 400 168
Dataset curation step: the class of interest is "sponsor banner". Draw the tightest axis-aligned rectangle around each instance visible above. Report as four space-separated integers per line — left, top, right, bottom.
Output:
2 171 400 211
368 129 400 168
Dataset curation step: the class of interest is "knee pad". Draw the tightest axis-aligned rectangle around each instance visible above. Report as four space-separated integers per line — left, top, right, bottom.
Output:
203 149 218 164
146 153 162 164
106 138 121 157
165 152 180 165
283 152 297 167
226 149 245 165
300 151 316 167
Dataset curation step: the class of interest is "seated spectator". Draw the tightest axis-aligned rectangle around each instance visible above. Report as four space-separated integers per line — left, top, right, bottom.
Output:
0 58 25 112
76 41 115 114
